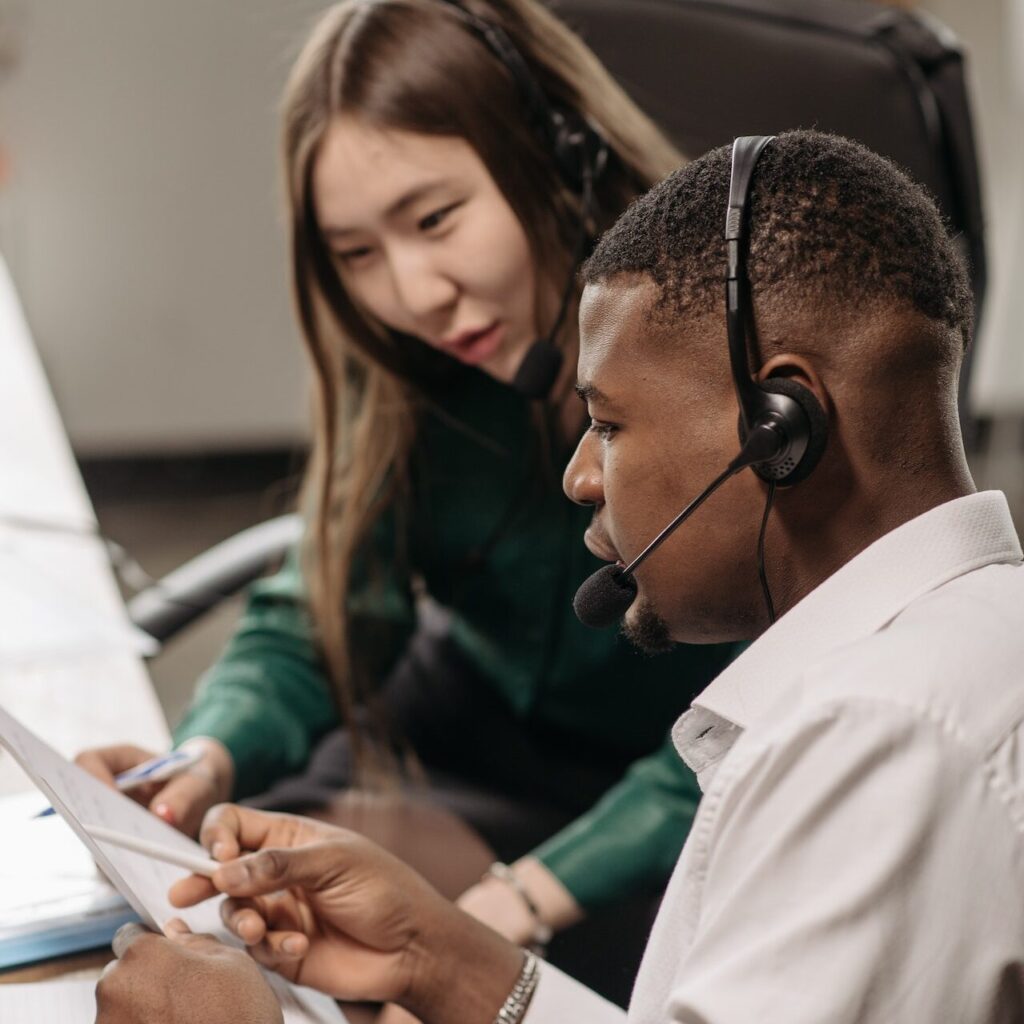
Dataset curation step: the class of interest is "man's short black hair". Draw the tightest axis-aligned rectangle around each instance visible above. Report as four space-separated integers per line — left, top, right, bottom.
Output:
583 131 973 352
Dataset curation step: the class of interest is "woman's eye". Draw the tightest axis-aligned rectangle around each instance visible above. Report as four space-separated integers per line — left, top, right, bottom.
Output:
588 419 618 439
418 201 462 232
334 245 373 264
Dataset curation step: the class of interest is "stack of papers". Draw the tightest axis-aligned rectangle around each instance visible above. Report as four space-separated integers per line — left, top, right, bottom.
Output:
0 791 136 970
0 705 349 1023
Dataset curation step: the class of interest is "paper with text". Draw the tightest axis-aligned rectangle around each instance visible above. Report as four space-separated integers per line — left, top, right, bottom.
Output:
0 704 347 1023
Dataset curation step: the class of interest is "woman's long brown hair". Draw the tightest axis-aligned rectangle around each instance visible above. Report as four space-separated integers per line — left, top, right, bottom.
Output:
281 0 683 780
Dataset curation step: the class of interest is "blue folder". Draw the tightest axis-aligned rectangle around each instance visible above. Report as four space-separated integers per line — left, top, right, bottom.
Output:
0 792 140 970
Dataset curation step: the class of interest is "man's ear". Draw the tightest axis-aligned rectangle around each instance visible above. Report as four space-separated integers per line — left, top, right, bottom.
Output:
756 354 831 420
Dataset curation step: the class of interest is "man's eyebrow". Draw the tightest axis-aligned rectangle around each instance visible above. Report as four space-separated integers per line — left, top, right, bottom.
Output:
574 382 617 409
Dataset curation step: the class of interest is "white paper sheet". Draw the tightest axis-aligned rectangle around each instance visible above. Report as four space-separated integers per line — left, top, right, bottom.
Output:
0 980 97 1021
0 705 348 1024
0 791 127 939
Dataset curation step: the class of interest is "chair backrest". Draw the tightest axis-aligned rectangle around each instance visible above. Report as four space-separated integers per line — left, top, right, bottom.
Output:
554 0 986 407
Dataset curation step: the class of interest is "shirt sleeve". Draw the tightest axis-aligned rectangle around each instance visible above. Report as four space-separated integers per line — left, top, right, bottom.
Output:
531 736 700 910
173 513 416 798
524 963 626 1024
655 696 1023 1023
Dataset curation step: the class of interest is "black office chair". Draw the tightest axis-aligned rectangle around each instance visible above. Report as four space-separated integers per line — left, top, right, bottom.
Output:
554 0 986 415
127 513 302 644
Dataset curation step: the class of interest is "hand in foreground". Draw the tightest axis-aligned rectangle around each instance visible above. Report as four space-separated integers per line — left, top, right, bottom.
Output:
171 805 524 1022
74 738 235 837
94 919 283 1024
374 858 583 1024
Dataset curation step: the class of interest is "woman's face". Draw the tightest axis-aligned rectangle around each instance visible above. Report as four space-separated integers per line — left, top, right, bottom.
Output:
313 115 548 383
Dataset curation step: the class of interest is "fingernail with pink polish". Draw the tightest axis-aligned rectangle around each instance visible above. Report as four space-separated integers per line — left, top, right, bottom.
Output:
154 804 176 825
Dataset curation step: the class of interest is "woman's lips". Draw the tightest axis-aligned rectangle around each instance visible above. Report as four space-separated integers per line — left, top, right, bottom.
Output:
440 321 504 366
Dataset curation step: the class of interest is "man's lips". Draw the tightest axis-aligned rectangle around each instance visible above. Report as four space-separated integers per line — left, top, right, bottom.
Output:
583 527 623 565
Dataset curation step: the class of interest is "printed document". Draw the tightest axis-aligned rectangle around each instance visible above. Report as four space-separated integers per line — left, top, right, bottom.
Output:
0 704 348 1023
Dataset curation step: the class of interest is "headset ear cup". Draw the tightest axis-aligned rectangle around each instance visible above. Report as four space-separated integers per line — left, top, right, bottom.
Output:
758 377 829 485
550 110 607 193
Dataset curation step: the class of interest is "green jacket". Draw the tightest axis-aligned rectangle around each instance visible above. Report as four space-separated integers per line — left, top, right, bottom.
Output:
174 365 736 910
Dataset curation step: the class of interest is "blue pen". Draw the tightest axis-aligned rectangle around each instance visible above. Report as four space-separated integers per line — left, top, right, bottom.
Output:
35 748 203 818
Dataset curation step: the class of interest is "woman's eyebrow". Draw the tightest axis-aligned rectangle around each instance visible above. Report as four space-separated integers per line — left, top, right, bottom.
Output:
321 180 452 239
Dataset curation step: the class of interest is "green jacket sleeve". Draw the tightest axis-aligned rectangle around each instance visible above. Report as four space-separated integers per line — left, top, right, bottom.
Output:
531 736 700 911
173 514 416 799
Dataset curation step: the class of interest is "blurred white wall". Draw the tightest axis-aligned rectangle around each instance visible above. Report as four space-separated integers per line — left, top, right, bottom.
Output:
0 0 1021 457
0 0 323 454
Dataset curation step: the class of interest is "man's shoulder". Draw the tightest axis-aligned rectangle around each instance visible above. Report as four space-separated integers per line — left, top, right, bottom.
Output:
785 560 1024 757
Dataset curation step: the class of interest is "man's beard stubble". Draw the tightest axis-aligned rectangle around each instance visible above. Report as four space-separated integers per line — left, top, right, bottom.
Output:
621 596 674 655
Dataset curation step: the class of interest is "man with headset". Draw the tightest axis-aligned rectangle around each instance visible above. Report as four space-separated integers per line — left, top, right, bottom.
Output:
95 131 1024 1023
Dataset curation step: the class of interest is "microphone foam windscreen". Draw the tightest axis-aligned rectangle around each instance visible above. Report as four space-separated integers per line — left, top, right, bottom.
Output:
573 564 638 629
512 340 563 400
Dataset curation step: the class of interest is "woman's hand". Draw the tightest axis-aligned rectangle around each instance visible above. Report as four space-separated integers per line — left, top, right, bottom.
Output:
74 738 235 837
95 919 283 1024
456 857 583 946
171 804 524 1022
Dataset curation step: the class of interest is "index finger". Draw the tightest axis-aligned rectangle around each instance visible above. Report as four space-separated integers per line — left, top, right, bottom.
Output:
168 872 219 909
75 745 156 787
198 804 304 861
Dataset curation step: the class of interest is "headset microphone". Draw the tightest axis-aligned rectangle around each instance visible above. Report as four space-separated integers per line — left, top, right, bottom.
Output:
573 422 785 628
573 135 829 630
512 129 606 400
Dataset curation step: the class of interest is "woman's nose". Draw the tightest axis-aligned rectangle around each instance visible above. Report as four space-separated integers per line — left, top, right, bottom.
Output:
390 248 458 321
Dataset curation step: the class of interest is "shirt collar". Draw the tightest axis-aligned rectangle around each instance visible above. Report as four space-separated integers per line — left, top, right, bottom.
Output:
673 491 1022 780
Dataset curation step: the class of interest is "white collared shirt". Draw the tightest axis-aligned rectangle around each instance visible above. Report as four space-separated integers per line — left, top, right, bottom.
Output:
526 491 1024 1023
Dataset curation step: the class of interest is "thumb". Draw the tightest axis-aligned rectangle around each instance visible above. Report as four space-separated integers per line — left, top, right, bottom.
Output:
163 917 193 941
214 842 347 898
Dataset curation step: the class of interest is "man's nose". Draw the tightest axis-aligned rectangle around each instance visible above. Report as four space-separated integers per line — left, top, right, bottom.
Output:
563 432 604 506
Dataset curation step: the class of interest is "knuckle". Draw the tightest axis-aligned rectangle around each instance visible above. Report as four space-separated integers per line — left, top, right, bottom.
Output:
94 973 117 1011
199 802 232 840
253 847 288 881
111 922 148 960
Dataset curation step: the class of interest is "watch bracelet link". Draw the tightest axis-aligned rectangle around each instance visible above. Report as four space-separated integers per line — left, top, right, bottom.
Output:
493 949 540 1024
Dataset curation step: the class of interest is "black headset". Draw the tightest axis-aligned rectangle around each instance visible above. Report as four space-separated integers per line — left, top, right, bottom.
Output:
434 0 608 398
434 0 607 193
572 136 830 629
727 136 828 485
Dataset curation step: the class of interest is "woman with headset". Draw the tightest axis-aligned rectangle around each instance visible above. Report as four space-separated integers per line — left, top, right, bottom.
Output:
78 0 734 993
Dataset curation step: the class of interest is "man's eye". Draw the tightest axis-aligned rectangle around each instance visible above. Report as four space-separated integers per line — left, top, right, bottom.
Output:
418 202 462 232
588 419 618 439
